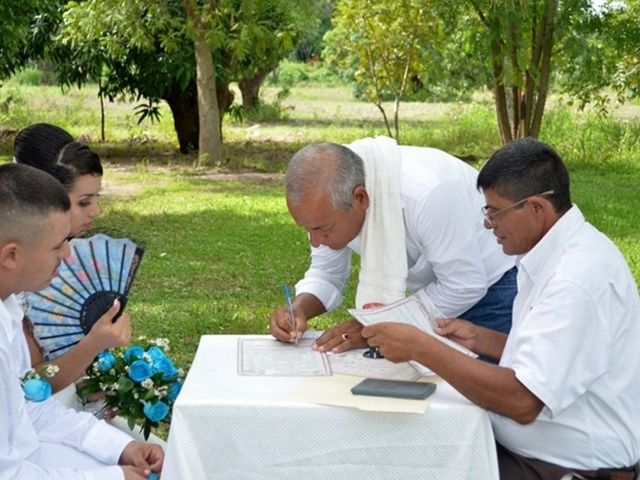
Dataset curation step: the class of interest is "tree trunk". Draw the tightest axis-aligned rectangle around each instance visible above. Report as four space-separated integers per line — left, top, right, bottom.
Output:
193 36 223 164
182 0 223 165
163 79 233 153
529 0 557 138
164 87 199 153
239 70 269 110
216 79 234 139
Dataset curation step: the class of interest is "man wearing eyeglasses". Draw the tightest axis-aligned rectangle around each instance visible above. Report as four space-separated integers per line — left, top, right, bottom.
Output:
363 138 640 479
269 137 516 352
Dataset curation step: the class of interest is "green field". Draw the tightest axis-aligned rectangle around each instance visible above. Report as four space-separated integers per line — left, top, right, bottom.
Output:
1 81 639 373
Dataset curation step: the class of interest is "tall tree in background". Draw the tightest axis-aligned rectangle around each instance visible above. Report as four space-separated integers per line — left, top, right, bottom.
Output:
323 0 444 140
56 0 202 151
182 0 222 164
462 0 602 143
53 0 313 154
469 0 555 142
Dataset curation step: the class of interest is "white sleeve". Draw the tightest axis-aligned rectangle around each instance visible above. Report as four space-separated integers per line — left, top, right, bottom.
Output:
0 347 125 480
27 398 133 465
408 181 490 316
295 244 353 312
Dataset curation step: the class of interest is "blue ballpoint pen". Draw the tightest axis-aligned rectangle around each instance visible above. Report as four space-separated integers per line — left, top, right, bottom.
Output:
284 283 298 344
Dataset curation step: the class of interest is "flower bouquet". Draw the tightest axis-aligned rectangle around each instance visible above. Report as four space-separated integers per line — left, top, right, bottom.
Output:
79 337 184 440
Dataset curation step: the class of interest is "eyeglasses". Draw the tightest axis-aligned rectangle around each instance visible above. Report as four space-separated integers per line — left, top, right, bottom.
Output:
482 190 554 228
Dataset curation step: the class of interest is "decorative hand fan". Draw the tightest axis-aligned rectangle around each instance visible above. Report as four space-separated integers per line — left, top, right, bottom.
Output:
26 234 144 360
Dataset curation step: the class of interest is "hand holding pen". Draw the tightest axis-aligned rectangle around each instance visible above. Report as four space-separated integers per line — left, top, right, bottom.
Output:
268 285 308 343
284 284 298 344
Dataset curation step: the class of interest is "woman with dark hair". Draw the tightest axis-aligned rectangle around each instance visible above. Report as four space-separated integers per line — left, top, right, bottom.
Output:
14 124 102 238
14 123 129 395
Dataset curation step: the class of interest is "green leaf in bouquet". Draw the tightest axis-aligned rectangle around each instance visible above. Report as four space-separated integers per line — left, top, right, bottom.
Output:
117 376 135 393
127 416 135 431
143 421 152 441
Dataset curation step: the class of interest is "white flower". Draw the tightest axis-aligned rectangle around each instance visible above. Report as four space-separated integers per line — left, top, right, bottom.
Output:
44 365 59 377
150 338 170 350
141 378 154 389
133 392 139 399
142 353 152 363
109 369 115 376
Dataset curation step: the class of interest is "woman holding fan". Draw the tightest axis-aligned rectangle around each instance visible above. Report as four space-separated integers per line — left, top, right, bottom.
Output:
14 123 133 397
13 124 165 444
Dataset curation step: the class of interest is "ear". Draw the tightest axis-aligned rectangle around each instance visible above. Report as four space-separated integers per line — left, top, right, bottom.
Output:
352 185 369 210
0 242 20 270
528 195 555 221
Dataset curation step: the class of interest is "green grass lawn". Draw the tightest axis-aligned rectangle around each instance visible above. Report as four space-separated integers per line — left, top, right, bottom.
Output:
1 82 639 374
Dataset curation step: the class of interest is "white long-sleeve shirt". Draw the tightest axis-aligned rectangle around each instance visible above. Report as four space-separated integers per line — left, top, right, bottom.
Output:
1 295 133 480
295 146 515 316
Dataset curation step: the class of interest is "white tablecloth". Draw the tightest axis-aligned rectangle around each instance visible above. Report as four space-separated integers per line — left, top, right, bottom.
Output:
163 335 499 480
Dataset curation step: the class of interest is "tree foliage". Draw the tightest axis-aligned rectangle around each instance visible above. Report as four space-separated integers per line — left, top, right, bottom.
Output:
323 0 640 144
0 0 59 80
182 0 222 164
556 0 640 110
51 0 314 152
323 0 445 140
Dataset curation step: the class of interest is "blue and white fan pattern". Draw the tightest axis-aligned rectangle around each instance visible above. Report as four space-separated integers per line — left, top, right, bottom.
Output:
26 234 143 360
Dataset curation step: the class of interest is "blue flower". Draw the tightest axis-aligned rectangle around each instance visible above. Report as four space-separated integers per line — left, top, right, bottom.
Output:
166 380 183 402
128 360 152 383
153 356 179 381
143 401 169 422
23 378 52 402
97 351 116 372
123 346 145 363
146 346 166 363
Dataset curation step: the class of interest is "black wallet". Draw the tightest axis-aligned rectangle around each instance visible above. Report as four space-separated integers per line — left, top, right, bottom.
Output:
351 378 437 400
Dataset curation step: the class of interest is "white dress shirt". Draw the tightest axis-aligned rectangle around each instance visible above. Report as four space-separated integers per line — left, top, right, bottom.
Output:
1 295 133 480
295 146 515 316
491 206 640 469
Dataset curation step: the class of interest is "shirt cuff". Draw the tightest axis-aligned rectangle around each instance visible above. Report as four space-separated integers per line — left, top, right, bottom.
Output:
295 277 343 312
81 419 134 465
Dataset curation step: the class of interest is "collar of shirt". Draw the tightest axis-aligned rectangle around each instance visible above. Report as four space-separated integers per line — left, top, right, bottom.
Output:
518 205 585 286
0 294 24 346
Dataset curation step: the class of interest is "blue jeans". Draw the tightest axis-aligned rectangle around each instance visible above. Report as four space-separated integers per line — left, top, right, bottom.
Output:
459 266 517 334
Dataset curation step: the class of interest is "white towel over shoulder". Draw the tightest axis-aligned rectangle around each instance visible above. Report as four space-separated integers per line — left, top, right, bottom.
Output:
346 136 407 308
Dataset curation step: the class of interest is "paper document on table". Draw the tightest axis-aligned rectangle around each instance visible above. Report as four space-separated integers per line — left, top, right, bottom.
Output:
348 291 478 358
237 338 331 376
328 349 421 381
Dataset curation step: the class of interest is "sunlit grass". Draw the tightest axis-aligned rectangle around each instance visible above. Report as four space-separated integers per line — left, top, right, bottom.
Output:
1 80 639 378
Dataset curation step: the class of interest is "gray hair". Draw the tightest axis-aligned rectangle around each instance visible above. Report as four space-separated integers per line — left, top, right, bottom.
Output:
286 143 365 211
